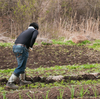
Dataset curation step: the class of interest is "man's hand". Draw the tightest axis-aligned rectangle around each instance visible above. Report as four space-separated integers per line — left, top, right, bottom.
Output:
29 47 33 51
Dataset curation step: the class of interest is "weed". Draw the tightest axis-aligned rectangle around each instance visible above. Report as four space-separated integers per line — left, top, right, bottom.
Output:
42 90 50 99
92 85 98 98
33 93 36 99
2 92 7 99
26 92 32 99
40 83 46 88
19 92 23 99
57 88 64 99
46 90 50 99
68 85 75 99
0 87 4 92
28 84 30 89
79 87 88 98
42 42 52 45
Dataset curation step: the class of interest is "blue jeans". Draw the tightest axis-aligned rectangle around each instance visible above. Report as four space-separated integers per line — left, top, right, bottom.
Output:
13 45 29 77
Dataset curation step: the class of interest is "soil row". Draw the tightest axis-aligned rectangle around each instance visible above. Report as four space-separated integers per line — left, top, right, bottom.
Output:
0 73 100 86
0 45 100 69
1 84 100 99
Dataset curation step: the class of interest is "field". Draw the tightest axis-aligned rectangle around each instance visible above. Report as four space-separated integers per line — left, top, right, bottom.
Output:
1 40 100 99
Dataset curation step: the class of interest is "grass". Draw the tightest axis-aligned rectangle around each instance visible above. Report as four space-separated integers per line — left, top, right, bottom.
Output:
0 64 100 85
0 38 97 48
78 87 89 98
52 39 91 45
41 38 100 52
0 69 14 78
0 63 100 95
57 89 64 99
68 85 75 99
2 92 7 99
88 39 100 50
92 85 98 98
40 37 91 46
0 64 100 78
42 90 50 99
26 64 100 77
0 42 13 47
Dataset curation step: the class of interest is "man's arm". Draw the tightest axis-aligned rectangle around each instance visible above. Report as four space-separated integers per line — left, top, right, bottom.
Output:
30 30 38 48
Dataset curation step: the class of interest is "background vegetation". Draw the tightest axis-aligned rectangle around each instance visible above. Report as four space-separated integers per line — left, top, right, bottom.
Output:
0 0 100 39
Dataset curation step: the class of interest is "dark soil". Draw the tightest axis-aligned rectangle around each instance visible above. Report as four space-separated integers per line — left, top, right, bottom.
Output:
1 84 100 99
0 73 99 86
0 45 100 69
1 45 100 99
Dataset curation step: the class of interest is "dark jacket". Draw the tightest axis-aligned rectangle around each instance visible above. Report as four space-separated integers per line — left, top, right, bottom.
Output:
15 27 38 49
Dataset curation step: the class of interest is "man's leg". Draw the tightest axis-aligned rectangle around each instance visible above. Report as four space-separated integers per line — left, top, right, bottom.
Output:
15 54 32 85
14 46 32 85
6 45 27 89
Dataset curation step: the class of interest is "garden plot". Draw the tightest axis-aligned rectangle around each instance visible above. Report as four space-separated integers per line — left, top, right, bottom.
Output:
1 45 100 98
0 45 100 69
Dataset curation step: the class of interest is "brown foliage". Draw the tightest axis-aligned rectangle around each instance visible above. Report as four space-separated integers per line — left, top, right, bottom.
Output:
0 0 100 39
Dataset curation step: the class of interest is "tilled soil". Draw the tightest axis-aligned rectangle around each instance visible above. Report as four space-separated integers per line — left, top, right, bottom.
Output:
1 84 100 99
0 45 100 69
1 45 100 99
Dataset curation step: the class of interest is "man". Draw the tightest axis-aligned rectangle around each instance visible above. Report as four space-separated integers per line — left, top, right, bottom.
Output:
6 22 39 89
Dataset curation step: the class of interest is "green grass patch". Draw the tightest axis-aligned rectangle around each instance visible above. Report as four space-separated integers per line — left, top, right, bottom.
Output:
52 39 76 45
88 39 100 50
0 43 13 47
34 42 38 45
52 39 91 46
0 39 93 47
0 69 14 78
0 64 99 79
77 40 91 46
89 43 100 50
25 64 100 77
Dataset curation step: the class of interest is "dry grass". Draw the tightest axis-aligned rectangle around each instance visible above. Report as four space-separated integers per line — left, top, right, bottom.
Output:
0 0 100 40
39 16 100 40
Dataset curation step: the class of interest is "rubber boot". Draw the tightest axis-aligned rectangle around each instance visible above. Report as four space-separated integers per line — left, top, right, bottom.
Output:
6 74 19 89
19 73 32 86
